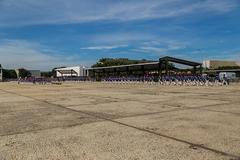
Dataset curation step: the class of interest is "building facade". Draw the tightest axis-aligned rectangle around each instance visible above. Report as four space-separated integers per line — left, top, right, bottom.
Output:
203 60 240 69
55 66 89 77
29 70 41 78
203 60 240 78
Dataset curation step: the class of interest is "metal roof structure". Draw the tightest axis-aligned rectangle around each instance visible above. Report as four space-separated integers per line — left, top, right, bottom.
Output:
159 56 202 66
88 61 159 70
55 56 202 79
89 56 202 73
89 62 160 73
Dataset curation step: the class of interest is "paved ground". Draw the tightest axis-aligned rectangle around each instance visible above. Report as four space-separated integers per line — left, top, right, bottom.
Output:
0 82 240 160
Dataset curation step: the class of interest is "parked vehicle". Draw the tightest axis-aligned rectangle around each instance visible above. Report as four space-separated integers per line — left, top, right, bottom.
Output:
219 72 236 80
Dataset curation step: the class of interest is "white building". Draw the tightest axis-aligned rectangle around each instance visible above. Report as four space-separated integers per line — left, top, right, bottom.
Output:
0 64 2 81
55 66 89 77
202 60 211 69
203 60 240 69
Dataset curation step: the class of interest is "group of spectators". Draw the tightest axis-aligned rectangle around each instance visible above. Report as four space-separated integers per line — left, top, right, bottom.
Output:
18 77 51 85
17 74 230 86
102 74 230 86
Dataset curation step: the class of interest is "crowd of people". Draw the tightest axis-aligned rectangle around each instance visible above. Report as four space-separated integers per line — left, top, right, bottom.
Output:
17 74 230 86
17 76 89 84
18 77 51 85
102 74 230 86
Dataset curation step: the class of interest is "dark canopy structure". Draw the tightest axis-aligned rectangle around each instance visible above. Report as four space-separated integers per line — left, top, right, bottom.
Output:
159 56 202 75
159 56 201 66
89 56 202 79
88 62 159 79
89 62 159 72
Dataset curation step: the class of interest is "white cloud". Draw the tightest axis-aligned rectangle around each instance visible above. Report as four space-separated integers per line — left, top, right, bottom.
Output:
90 32 156 44
137 39 187 54
0 0 238 26
80 44 128 50
0 40 92 70
167 41 187 50
139 47 167 53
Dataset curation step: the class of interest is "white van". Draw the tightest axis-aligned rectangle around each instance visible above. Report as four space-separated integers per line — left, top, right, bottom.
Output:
219 72 236 80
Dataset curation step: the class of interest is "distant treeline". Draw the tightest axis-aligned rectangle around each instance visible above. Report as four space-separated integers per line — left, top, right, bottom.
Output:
91 58 152 68
92 57 177 70
2 67 59 79
2 69 17 79
3 68 31 79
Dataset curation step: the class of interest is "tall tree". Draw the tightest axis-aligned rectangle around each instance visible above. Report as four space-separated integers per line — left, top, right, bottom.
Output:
92 58 151 68
18 68 31 78
2 69 17 79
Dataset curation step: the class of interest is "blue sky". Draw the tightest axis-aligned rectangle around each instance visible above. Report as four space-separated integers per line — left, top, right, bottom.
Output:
0 0 240 71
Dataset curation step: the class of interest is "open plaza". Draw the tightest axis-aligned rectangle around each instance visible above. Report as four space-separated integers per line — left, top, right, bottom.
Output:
1 1 240 159
0 82 240 160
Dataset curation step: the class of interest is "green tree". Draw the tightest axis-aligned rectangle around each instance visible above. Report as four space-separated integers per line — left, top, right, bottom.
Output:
92 58 151 68
2 69 17 79
18 68 31 78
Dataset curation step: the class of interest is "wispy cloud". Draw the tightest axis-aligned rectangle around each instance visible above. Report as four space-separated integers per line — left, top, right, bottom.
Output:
136 39 187 54
0 40 92 70
139 47 167 53
80 44 128 50
90 32 156 44
0 0 238 26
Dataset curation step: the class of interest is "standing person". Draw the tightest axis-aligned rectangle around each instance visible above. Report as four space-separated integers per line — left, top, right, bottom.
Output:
227 78 230 85
223 75 230 85
18 77 22 84
33 77 36 84
223 74 229 85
